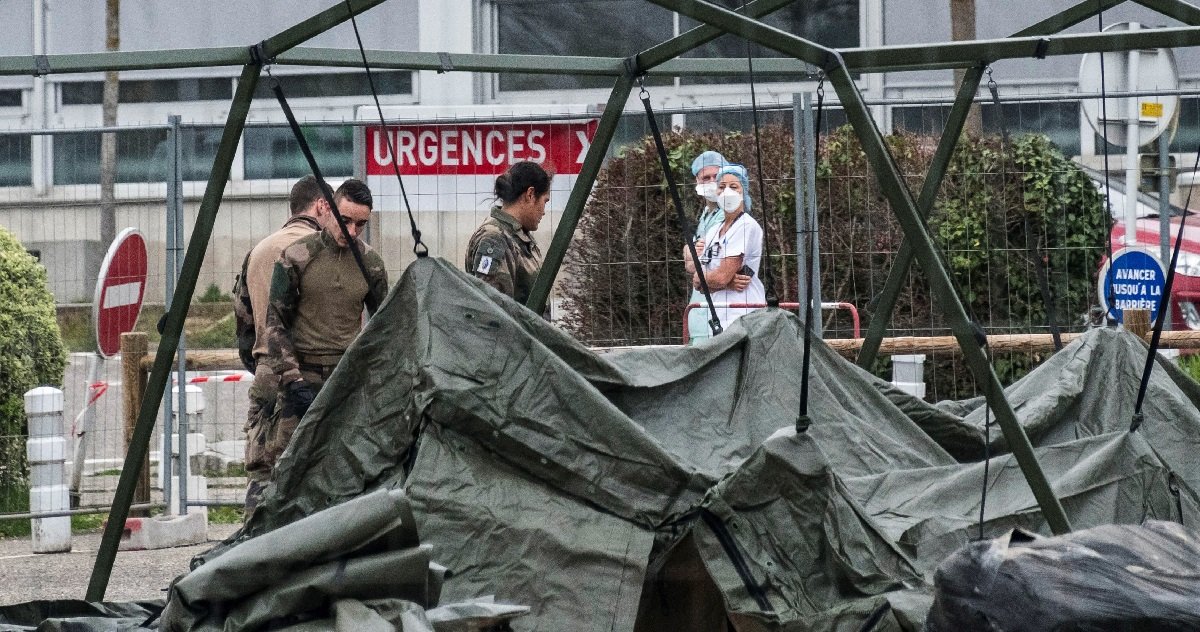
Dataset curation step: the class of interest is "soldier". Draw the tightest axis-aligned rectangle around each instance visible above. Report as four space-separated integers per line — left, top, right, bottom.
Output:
465 161 552 306
233 175 328 519
258 178 388 508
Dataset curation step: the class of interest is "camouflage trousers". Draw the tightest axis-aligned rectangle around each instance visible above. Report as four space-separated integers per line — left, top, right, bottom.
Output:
243 366 327 522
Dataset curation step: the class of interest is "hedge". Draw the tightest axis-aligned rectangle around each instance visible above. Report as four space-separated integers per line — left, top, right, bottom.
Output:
0 226 67 510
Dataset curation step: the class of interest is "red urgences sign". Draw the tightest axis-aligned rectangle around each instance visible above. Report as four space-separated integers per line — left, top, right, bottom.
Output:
365 121 598 176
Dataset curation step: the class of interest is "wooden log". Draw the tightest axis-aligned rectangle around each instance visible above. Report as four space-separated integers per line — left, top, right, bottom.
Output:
140 349 242 373
140 328 1200 371
120 332 151 517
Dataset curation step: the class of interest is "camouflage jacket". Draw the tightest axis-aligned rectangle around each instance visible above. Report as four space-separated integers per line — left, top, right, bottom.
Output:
233 215 322 373
264 229 389 385
465 206 542 306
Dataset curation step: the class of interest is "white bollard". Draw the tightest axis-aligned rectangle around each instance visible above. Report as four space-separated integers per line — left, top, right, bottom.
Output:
168 384 207 517
891 354 927 399
24 386 71 553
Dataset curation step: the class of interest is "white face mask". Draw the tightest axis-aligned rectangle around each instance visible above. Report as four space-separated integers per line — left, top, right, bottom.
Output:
717 189 743 213
695 182 718 202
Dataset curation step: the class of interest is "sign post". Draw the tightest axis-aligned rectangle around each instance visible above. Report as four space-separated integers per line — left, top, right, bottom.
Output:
72 228 147 503
1098 247 1166 324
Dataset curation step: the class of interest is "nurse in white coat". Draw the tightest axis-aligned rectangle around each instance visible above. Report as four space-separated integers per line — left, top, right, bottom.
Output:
685 163 766 331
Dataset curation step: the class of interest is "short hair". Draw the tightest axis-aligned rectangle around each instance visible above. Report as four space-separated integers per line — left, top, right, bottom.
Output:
494 161 553 204
334 178 373 210
288 175 332 215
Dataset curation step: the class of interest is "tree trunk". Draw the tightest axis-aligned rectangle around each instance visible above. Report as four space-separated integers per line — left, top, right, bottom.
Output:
99 0 119 247
950 0 983 136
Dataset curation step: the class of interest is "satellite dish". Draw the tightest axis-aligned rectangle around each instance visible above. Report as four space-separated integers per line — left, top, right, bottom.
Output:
1080 22 1179 149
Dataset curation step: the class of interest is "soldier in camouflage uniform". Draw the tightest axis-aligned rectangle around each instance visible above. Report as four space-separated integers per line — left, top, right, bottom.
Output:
250 178 389 516
466 161 552 306
233 175 328 520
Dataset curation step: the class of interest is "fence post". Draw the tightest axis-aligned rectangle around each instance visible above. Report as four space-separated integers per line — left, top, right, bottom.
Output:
793 91 822 336
121 332 150 516
25 386 70 553
1125 309 1152 339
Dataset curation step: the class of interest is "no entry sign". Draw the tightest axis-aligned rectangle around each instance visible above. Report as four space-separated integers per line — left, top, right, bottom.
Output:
1098 247 1166 324
92 228 147 358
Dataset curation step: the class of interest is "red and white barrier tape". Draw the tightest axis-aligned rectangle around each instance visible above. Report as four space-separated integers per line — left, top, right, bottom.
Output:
174 372 253 384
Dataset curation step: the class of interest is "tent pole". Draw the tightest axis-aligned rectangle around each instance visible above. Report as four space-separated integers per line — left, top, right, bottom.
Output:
86 62 262 601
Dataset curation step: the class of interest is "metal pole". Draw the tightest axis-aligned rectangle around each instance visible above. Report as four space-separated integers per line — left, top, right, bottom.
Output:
1159 132 1171 261
1123 23 1143 247
86 63 262 602
526 73 634 315
1159 130 1172 331
68 353 103 508
171 115 189 517
794 92 821 336
161 115 180 513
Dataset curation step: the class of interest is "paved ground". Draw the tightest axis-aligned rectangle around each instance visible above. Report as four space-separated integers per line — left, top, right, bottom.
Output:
0 523 239 606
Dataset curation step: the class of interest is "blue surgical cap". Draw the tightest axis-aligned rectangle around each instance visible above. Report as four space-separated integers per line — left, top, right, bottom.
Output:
690 150 727 176
716 163 752 212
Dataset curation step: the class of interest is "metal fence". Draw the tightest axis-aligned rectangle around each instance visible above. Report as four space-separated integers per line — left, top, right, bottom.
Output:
1 87 1198 522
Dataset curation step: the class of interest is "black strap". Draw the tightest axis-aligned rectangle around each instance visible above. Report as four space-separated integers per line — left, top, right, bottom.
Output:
698 509 773 613
1131 142 1200 431
270 79 379 315
636 76 723 336
343 0 428 257
988 69 1061 351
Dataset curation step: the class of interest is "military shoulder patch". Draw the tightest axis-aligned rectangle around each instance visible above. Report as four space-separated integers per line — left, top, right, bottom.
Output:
477 255 494 275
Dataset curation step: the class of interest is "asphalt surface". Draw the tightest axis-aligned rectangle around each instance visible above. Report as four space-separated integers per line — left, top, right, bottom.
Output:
0 522 239 605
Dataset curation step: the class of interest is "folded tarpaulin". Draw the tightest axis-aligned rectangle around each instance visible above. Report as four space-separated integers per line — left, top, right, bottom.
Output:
0 600 160 632
162 488 529 631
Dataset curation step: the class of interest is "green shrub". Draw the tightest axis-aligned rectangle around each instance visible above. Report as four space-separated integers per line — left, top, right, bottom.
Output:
198 283 230 303
0 226 67 510
562 126 1107 398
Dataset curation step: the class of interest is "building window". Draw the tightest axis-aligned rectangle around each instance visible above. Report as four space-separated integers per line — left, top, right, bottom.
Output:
0 135 31 186
679 0 858 85
251 71 412 100
893 102 1081 157
490 0 857 91
0 90 21 108
493 0 674 91
243 126 353 180
51 127 222 185
61 78 233 105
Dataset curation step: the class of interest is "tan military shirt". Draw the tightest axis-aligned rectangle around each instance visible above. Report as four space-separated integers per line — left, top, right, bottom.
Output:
234 215 322 372
465 206 543 306
265 229 389 385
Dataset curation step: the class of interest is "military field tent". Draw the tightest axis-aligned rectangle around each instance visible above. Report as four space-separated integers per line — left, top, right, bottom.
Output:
181 257 1198 630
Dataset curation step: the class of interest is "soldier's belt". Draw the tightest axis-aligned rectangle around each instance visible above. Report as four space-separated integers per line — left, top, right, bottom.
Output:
296 351 344 367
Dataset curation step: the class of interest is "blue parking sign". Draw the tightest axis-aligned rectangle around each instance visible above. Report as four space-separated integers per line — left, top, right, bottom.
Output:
1098 247 1166 324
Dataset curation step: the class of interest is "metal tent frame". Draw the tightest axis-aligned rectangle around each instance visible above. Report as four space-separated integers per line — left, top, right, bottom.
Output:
11 0 1190 599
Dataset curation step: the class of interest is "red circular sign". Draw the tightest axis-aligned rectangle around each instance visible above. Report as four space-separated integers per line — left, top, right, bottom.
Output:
92 228 148 358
